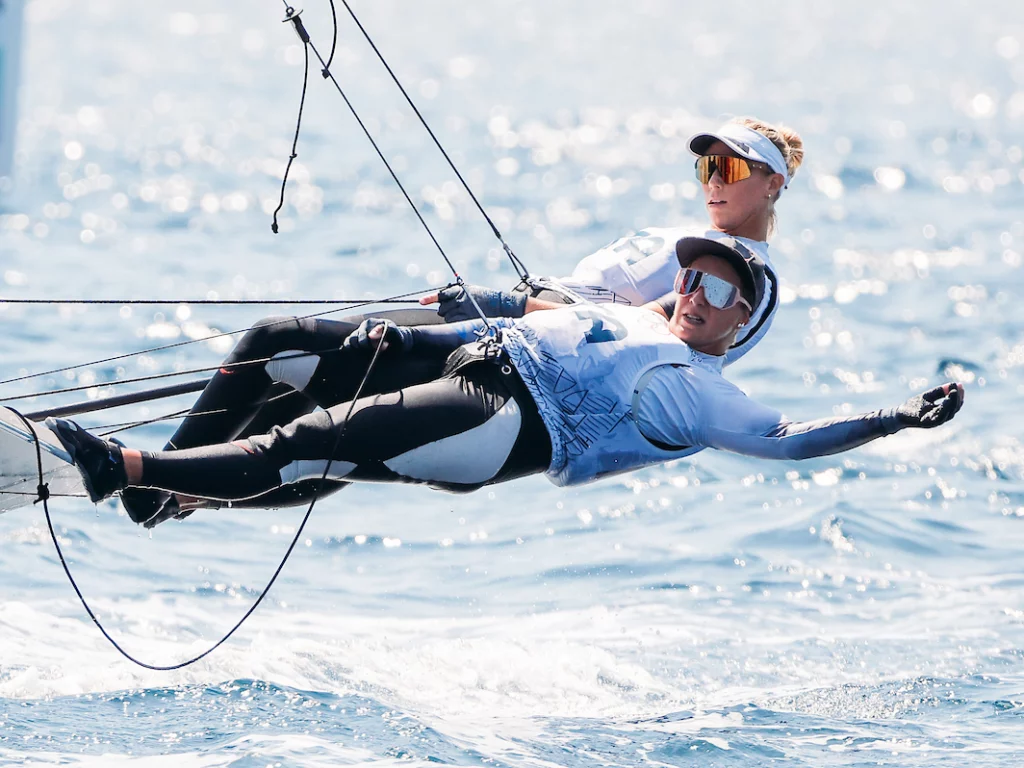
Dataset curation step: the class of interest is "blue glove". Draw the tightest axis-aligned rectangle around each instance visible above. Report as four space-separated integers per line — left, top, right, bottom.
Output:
891 383 964 428
342 318 414 352
436 284 527 323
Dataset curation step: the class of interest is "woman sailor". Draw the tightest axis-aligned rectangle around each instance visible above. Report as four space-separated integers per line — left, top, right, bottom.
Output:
428 116 803 360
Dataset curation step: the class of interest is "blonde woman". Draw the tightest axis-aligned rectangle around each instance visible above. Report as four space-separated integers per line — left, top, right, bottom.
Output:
427 116 805 363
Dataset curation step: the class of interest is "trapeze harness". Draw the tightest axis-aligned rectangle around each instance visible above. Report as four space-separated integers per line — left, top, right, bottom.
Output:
132 304 902 502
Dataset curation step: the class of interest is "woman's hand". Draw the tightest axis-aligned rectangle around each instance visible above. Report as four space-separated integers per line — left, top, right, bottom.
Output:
342 318 414 352
893 383 965 428
420 284 527 322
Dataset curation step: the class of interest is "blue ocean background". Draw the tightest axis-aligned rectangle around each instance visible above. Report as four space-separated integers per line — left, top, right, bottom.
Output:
2 0 1024 764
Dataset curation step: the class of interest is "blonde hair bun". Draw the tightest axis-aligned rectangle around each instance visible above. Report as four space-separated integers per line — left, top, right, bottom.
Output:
732 117 805 178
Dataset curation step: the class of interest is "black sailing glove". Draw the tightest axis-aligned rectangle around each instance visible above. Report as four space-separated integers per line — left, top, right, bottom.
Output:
891 383 965 428
341 318 414 352
436 284 527 323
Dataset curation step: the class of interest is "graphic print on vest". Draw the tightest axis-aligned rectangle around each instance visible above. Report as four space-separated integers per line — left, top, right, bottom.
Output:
517 306 634 460
575 308 628 344
604 230 668 267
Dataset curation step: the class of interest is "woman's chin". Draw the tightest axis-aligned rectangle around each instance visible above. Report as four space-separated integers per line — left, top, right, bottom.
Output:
706 210 733 232
670 318 704 346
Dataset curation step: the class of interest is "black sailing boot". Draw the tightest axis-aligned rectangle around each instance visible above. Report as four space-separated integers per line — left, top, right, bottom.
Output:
119 487 172 526
45 418 128 504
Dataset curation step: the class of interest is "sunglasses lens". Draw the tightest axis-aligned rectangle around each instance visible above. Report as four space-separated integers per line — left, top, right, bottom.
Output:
675 268 746 310
695 156 713 184
700 276 742 309
695 155 754 185
674 268 702 295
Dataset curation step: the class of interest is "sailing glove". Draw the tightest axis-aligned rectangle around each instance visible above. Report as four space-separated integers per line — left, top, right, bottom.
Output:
889 383 965 429
342 318 415 352
436 284 527 323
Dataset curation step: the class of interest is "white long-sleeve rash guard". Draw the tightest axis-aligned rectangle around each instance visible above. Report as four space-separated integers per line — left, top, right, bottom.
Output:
634 365 902 460
408 316 906 466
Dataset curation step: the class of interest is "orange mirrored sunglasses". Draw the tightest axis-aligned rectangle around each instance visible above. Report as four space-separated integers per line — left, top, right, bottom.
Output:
695 155 769 185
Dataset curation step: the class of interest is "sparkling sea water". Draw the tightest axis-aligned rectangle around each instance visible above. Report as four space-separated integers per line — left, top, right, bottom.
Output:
2 1 1024 765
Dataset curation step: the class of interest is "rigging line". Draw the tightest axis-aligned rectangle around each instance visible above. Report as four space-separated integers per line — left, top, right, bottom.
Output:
0 298 422 306
0 286 439 388
279 11 499 334
94 388 302 437
0 490 87 499
97 408 190 436
333 0 530 280
271 11 310 235
321 0 337 73
282 15 460 283
0 345 348 403
9 325 391 671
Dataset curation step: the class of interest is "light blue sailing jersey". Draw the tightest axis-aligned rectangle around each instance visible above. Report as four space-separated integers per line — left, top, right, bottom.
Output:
499 304 902 487
500 304 708 486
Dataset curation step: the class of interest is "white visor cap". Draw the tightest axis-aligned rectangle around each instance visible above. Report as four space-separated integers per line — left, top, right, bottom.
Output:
688 122 790 192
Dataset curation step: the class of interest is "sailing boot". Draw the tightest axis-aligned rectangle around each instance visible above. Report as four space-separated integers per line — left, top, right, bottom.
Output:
45 418 128 503
119 487 172 526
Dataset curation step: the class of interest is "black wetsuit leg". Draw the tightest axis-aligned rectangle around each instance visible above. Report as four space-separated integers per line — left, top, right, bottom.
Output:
167 310 448 449
163 316 344 449
134 362 552 501
126 312 449 514
226 340 452 508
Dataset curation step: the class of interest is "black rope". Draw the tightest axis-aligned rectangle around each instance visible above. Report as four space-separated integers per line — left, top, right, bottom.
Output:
273 1 505 331
0 298 420 305
7 408 52 507
0 287 438 389
321 0 337 75
271 7 311 235
5 328 389 671
279 9 461 282
0 347 340 404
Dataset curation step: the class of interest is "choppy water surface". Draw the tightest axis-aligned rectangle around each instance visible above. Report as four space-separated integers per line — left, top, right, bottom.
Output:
2 0 1024 765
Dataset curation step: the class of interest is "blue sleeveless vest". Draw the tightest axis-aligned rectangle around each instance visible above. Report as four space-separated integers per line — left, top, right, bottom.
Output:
501 304 714 487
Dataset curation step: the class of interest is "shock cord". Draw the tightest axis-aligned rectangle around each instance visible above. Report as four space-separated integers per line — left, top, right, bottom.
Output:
12 330 390 671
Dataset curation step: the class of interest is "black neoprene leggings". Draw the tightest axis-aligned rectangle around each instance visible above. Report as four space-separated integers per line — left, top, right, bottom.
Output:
137 360 552 501
161 311 449 507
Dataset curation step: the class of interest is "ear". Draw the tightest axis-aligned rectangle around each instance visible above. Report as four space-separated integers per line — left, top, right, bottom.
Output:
767 173 785 197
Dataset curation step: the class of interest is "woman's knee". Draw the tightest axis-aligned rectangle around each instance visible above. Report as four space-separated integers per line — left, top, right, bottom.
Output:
231 315 302 359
